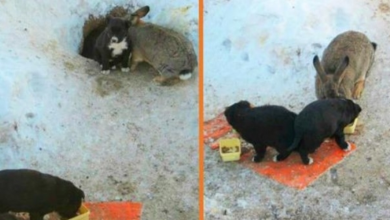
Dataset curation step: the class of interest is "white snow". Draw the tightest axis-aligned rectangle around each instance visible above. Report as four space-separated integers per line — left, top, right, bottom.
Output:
204 0 390 120
0 0 198 167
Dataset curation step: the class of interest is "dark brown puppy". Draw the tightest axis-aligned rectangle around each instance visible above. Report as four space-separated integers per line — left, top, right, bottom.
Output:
224 101 297 162
0 169 84 220
94 17 132 75
287 98 361 165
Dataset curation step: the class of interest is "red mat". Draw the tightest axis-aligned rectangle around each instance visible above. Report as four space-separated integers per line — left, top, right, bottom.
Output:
84 202 142 220
204 113 232 142
204 113 357 190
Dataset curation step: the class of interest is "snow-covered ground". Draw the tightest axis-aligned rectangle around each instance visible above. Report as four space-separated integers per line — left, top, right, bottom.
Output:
0 0 198 219
205 0 390 219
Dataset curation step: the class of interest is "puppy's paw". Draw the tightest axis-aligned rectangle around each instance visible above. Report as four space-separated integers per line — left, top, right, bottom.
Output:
111 65 117 70
308 156 314 165
273 155 278 162
344 142 352 152
252 155 261 163
14 212 30 220
101 70 110 75
324 138 331 143
121 67 130 73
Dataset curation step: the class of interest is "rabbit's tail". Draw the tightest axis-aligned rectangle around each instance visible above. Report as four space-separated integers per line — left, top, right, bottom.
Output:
179 69 192 80
287 134 302 151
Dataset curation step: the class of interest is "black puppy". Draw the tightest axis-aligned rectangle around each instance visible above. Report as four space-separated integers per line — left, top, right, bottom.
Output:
0 169 85 220
287 98 361 165
224 101 297 162
94 17 131 75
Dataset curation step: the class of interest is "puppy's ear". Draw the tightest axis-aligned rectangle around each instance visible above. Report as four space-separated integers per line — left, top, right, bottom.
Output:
238 100 252 109
371 42 377 51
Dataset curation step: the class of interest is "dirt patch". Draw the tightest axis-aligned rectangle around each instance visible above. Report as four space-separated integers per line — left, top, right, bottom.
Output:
64 61 76 72
379 3 390 14
94 75 125 97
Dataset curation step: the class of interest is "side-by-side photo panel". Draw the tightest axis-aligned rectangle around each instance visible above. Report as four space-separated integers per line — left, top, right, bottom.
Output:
204 0 390 219
0 1 199 219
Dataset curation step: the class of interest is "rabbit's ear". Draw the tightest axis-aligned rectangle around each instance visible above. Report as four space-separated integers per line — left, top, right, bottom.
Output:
313 55 327 82
371 42 377 51
129 15 138 25
334 56 349 85
130 6 150 25
133 6 150 18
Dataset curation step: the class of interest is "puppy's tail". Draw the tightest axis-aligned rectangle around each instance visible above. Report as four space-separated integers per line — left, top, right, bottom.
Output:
287 135 302 151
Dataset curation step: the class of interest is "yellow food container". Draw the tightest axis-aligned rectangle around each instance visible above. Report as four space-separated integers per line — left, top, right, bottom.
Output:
344 118 358 134
219 138 241 162
70 204 90 220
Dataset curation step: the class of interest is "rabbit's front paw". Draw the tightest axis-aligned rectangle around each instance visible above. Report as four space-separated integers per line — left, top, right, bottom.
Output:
353 80 365 99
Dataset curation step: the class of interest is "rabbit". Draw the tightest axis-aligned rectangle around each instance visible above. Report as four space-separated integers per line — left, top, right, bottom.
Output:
125 6 198 86
313 31 377 100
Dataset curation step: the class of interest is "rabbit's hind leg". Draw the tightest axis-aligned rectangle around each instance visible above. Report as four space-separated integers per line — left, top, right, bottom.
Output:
153 76 180 86
130 50 143 72
153 75 165 84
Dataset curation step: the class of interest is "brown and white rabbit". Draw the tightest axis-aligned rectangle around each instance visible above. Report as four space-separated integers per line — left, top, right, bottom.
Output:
126 6 198 86
313 31 377 100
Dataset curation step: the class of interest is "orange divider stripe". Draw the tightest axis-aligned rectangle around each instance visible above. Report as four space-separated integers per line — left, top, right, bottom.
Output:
84 202 142 220
198 0 204 219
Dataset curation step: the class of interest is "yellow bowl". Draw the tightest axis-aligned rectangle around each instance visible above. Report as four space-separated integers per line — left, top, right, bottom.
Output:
69 204 90 220
344 118 358 134
219 138 241 162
